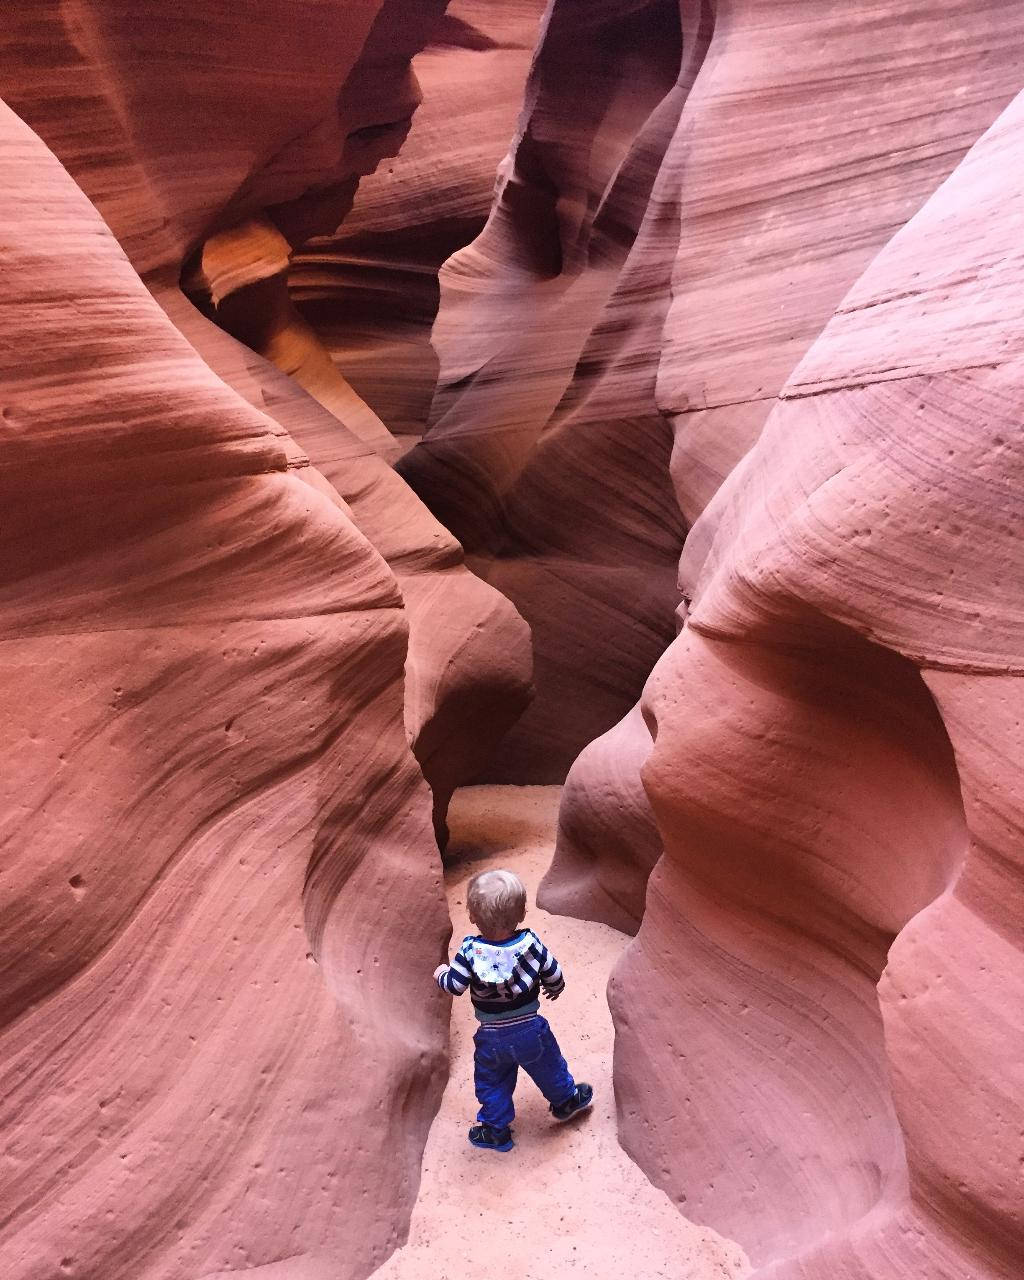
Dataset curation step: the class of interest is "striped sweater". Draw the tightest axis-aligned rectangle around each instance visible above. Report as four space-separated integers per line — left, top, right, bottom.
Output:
436 928 565 1022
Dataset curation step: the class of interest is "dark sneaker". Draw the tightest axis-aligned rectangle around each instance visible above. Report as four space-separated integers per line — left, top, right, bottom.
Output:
468 1123 514 1152
551 1083 594 1122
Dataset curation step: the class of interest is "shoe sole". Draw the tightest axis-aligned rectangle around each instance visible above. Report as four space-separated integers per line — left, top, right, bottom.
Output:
468 1135 515 1152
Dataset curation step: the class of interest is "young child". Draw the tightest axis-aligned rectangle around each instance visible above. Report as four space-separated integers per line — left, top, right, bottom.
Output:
433 868 593 1152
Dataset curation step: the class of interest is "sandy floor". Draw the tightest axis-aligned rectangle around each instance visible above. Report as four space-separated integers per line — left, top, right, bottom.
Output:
372 786 749 1280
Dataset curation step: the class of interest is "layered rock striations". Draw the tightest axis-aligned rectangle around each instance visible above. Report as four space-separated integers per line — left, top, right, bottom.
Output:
0 1 535 1275
182 217 532 843
614 89 1024 1277
1 0 534 842
398 0 694 782
0 101 449 1279
289 0 548 445
539 0 1024 931
3 1 1023 1276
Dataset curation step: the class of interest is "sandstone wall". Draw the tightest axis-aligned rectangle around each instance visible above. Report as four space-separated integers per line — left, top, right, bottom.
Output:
400 0 1024 1270
1 0 534 843
0 100 448 1279
614 87 1024 1277
289 0 548 445
3 1 1022 1275
398 0 694 781
0 1 536 1274
538 0 1024 928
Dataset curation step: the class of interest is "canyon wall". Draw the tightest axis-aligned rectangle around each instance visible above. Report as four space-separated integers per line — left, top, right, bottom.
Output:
397 0 694 781
1 0 534 843
0 2 536 1275
0 98 447 1280
534 0 1024 930
400 0 1024 795
2 0 1022 1276
615 90 1024 1276
289 0 548 447
398 0 1024 1273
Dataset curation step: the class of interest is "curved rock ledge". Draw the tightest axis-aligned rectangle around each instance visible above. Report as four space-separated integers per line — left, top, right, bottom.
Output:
0 101 448 1279
544 0 1024 935
615 89 1024 1277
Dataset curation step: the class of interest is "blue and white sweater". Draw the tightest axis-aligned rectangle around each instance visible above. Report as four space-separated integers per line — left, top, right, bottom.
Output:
436 929 565 1022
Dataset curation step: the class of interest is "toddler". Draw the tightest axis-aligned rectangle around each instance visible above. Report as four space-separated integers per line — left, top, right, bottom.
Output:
434 868 592 1152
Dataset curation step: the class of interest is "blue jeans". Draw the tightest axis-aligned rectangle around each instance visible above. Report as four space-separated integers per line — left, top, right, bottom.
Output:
473 1015 576 1130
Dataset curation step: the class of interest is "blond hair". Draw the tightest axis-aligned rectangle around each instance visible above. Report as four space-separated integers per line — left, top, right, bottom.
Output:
467 869 527 938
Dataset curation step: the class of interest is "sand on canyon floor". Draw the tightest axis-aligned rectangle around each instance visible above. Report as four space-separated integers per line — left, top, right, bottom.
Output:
372 785 749 1280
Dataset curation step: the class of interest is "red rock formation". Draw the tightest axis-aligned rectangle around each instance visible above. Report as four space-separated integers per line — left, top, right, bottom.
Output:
182 218 532 842
0 100 448 1279
541 0 1024 928
614 89 1024 1276
402 0 1024 784
1 0 533 834
290 0 548 445
3 1 1023 1275
543 703 663 934
0 0 530 1272
398 0 693 781
2 0 404 273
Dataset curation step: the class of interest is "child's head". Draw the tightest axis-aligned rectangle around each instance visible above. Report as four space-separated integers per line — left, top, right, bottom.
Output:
467 869 527 938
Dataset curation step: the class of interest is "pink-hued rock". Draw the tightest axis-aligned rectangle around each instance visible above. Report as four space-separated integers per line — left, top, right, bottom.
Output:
544 0 1024 915
400 0 1024 785
182 218 532 840
398 0 694 781
3 2 1023 1276
0 0 400 274
0 9 537 1272
1 0 534 834
289 0 548 444
0 0 499 276
539 703 661 934
614 89 1024 1276
0 0 533 1271
0 100 450 1278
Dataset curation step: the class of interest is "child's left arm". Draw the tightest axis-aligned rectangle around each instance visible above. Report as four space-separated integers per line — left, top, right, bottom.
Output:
532 934 565 1000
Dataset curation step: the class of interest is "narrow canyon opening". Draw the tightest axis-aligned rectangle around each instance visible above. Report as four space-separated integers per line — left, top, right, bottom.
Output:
173 3 1000 1273
1 2 1021 1279
183 114 977 1271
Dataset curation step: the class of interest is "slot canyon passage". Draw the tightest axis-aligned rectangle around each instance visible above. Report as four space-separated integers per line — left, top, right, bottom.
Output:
0 0 1022 1278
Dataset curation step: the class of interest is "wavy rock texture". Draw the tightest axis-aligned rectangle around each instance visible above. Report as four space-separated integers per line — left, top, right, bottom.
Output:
1 0 408 274
1 0 534 835
614 89 1024 1276
289 0 548 445
0 0 534 1272
544 703 663 935
4 2 1023 1277
398 0 694 781
183 217 532 843
541 0 1024 929
0 100 450 1279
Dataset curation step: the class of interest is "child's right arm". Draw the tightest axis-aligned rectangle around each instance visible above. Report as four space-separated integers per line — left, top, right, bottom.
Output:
434 939 473 996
